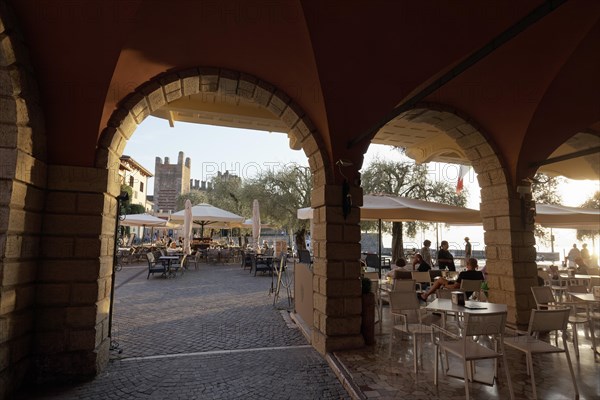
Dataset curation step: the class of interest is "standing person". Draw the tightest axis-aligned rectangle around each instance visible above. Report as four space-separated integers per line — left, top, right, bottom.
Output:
437 240 456 271
567 244 580 268
420 240 433 266
464 237 472 266
580 243 590 265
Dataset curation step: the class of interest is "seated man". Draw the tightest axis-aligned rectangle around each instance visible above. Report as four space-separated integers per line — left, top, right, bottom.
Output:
419 257 484 301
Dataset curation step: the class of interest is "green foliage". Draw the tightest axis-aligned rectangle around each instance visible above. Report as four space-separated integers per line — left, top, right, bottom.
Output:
531 173 563 244
119 184 144 214
361 158 468 259
244 164 312 234
577 191 600 241
126 204 145 214
176 190 207 211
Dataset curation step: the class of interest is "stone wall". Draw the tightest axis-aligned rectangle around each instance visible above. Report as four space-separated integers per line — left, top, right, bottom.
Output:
0 2 47 398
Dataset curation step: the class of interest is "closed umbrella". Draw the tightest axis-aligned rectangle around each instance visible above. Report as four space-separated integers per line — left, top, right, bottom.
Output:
252 199 261 251
183 199 193 255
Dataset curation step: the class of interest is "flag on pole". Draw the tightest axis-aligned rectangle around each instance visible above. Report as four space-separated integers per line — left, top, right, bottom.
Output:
456 165 469 194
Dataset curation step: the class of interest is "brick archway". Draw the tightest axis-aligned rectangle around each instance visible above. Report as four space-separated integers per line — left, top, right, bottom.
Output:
95 68 358 356
96 68 331 185
390 105 537 327
0 2 47 399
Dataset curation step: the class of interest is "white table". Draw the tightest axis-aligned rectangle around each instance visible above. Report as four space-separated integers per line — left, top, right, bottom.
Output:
426 298 507 314
426 298 508 385
568 292 600 358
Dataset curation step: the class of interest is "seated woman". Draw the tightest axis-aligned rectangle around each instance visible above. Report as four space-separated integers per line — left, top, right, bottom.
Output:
412 253 431 272
386 258 408 279
574 257 589 274
166 241 182 253
419 257 484 301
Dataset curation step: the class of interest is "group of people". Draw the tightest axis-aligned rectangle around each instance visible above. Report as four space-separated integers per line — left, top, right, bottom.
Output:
567 243 593 274
392 237 472 274
384 237 484 302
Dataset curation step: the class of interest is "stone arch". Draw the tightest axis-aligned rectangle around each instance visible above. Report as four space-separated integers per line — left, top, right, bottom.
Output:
96 67 332 188
94 67 353 355
387 104 537 327
0 2 47 399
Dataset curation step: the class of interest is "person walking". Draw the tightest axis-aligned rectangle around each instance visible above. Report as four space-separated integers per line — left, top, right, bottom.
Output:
420 239 433 266
464 237 472 266
567 244 580 268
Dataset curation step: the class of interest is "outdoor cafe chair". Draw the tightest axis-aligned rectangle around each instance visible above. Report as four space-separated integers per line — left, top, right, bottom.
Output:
432 311 514 400
531 286 593 360
146 252 167 279
187 251 202 270
388 290 433 373
504 308 578 399
459 279 483 301
167 255 186 278
411 271 432 294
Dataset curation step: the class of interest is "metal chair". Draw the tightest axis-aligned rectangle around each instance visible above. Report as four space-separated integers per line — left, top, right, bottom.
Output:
388 290 432 373
411 271 432 293
504 308 578 399
460 279 483 300
433 311 514 400
146 252 167 279
531 286 594 360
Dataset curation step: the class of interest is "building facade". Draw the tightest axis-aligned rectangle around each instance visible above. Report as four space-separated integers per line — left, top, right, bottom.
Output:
119 155 153 212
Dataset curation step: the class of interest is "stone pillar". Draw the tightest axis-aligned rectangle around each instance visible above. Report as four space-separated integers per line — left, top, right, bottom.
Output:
311 182 364 354
478 169 537 329
33 165 119 383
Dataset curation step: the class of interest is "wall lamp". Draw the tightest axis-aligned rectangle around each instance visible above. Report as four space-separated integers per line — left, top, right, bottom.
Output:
336 159 354 219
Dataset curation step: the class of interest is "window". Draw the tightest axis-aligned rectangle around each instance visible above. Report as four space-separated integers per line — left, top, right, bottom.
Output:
129 176 134 187
140 181 144 192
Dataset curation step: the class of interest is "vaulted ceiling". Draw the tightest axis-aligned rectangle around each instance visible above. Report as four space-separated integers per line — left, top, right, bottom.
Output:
9 0 600 182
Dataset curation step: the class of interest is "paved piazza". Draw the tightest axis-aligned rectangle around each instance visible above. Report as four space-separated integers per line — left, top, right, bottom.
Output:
16 261 350 400
14 259 600 399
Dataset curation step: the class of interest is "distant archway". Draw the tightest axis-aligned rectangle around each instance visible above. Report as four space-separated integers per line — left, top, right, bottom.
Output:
377 103 537 327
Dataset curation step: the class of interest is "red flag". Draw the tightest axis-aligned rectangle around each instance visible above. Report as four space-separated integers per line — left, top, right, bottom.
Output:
456 165 469 194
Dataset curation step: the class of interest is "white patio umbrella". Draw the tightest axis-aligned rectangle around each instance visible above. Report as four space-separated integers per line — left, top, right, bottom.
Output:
252 199 261 251
170 203 245 238
183 199 193 255
120 213 168 245
120 213 168 227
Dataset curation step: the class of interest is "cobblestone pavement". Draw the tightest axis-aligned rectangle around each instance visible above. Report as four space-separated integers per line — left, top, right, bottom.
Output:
16 261 351 400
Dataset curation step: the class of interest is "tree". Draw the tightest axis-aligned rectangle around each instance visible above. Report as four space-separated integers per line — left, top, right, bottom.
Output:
531 173 563 246
361 159 467 262
576 191 599 242
244 164 312 247
120 184 145 214
176 190 207 211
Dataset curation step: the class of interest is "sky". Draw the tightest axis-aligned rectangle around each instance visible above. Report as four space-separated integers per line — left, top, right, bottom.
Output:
124 116 599 256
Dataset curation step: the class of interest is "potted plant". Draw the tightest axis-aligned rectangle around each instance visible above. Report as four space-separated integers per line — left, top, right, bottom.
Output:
361 277 375 345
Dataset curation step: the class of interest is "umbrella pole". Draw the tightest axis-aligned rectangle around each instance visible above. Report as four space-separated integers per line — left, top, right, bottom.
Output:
378 219 382 279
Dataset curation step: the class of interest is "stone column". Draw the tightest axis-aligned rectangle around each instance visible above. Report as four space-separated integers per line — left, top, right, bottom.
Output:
34 165 120 383
310 182 364 354
479 169 537 329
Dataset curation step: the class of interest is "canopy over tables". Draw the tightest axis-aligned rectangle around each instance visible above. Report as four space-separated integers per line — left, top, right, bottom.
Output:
297 194 481 224
170 203 245 237
298 194 600 230
535 203 600 230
